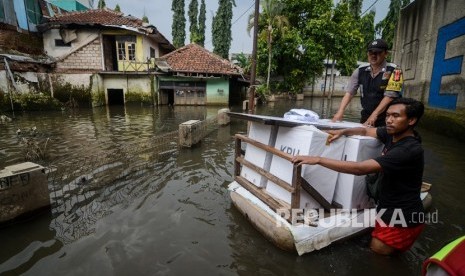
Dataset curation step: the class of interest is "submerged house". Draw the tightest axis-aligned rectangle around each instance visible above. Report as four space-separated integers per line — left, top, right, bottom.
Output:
38 8 175 106
157 43 246 106
2 5 247 107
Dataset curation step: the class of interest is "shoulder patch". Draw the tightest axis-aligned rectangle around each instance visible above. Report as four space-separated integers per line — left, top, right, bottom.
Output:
386 68 403 92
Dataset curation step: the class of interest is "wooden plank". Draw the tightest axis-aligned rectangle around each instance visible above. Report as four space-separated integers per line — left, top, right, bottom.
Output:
235 134 293 162
235 176 284 212
236 133 336 211
236 156 294 193
234 137 242 176
291 165 301 209
301 178 334 211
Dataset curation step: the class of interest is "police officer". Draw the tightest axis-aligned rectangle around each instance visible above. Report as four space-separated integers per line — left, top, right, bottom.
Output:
332 39 403 127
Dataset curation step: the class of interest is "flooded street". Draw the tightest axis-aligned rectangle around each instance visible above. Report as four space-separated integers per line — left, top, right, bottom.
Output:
0 98 464 275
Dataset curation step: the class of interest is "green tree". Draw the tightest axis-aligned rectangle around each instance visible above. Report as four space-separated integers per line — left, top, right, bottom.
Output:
274 0 361 93
97 0 106 9
188 0 199 43
247 0 289 90
142 15 149 23
320 2 362 79
358 10 375 61
233 52 251 74
212 0 235 59
345 0 362 19
198 0 206 46
375 0 410 48
255 0 332 93
114 4 121 12
171 0 186 48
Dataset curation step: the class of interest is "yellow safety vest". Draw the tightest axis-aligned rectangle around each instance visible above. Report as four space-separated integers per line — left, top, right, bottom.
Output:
422 235 465 276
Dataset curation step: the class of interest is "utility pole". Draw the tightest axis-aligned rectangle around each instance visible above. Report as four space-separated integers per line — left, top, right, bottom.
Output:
248 0 259 113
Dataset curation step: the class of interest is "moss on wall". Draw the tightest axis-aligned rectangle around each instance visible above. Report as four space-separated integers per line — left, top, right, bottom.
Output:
125 90 152 105
420 108 465 142
53 82 91 108
89 75 105 107
0 91 61 111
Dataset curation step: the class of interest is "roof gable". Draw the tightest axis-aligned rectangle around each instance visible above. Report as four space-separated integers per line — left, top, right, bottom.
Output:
161 44 241 76
39 8 174 51
45 8 143 27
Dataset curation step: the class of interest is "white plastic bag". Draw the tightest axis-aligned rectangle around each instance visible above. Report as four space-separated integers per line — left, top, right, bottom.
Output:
283 109 319 122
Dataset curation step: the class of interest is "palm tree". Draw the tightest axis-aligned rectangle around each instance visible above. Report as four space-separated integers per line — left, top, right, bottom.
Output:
247 0 289 90
233 53 251 74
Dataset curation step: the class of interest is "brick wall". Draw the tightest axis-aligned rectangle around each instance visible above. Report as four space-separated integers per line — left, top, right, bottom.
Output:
56 39 102 72
0 24 44 55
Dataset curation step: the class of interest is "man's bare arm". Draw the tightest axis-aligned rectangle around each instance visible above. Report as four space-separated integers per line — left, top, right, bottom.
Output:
291 156 382 176
363 96 394 126
332 93 354 122
327 127 378 143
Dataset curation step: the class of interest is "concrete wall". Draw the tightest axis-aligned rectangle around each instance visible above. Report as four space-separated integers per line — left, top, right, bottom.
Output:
393 0 465 110
56 39 102 72
102 74 152 104
206 78 229 105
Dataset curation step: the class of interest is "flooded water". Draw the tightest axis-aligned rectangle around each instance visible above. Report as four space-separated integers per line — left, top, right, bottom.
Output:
0 98 464 276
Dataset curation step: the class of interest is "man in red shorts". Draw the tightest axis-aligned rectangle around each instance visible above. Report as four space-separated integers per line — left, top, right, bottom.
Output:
292 97 425 255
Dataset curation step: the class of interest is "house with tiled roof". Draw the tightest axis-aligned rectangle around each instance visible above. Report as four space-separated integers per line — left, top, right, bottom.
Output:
156 43 246 106
37 8 175 106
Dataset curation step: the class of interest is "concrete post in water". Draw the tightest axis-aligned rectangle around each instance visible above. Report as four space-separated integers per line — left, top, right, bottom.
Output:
218 108 230 126
179 120 202 147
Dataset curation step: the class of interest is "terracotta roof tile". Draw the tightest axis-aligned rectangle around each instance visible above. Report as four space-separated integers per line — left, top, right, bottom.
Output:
40 8 175 51
46 8 143 28
161 44 241 76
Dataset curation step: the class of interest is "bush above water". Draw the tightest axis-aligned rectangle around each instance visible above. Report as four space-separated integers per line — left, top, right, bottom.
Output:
0 92 61 111
53 83 91 108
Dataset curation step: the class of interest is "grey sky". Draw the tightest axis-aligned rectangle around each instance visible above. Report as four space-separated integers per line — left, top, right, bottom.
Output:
104 0 390 55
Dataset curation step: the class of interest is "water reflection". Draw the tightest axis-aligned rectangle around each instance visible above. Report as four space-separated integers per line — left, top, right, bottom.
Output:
0 98 463 275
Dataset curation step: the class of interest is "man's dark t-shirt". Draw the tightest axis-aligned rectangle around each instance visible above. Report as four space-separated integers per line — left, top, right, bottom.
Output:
374 127 425 227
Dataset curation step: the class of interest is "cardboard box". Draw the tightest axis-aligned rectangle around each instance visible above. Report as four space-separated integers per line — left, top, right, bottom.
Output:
333 135 383 209
240 122 275 187
265 125 345 209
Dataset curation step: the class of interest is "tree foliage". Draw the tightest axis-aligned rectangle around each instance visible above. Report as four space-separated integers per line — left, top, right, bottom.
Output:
114 4 121 12
97 0 106 9
188 0 199 43
233 53 251 74
142 15 149 23
375 0 410 48
248 0 362 93
198 0 206 46
247 0 289 90
358 10 375 61
212 0 236 59
345 0 362 19
171 0 186 48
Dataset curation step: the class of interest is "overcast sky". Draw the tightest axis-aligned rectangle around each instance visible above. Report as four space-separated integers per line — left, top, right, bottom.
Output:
104 0 390 55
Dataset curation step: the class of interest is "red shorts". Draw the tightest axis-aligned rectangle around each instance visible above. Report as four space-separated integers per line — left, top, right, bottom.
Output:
371 221 425 252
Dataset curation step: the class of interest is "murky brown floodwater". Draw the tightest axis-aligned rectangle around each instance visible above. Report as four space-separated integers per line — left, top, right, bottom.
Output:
0 98 464 276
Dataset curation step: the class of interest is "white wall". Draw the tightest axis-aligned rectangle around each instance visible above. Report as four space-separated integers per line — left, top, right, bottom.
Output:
43 28 99 59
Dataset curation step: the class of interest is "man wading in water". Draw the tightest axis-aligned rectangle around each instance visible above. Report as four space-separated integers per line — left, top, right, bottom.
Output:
293 98 425 255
